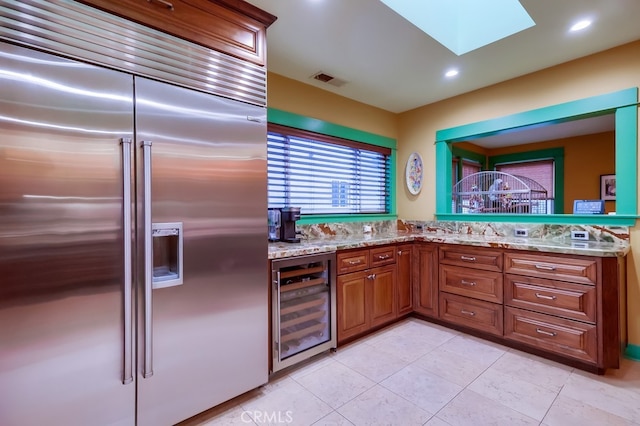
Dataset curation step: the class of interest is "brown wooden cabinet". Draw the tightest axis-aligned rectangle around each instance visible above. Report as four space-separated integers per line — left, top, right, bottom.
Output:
396 244 414 316
414 243 438 318
336 246 397 343
503 251 621 370
337 270 368 341
438 245 504 337
77 0 276 65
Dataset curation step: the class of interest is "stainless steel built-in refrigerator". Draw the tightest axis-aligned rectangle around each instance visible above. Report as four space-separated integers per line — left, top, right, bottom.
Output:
0 37 268 426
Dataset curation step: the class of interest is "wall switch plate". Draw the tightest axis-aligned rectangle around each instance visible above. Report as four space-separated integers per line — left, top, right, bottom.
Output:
514 228 528 237
571 230 589 240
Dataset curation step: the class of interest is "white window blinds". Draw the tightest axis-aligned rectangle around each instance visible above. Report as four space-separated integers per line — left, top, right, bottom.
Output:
268 124 391 215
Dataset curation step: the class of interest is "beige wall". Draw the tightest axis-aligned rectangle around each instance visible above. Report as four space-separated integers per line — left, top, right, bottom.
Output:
267 40 640 348
267 73 398 139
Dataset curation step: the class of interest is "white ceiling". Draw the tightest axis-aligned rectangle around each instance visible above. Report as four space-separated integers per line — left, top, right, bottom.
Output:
246 0 640 114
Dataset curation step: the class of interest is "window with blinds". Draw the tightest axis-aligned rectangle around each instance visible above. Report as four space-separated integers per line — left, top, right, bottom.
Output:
453 158 482 187
495 159 554 197
267 124 391 215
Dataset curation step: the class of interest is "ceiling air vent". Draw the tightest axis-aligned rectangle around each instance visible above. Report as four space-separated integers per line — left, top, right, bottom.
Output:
311 71 347 87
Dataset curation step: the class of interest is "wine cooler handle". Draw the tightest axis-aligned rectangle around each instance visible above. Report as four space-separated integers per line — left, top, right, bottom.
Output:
121 138 134 385
275 271 281 357
142 140 154 378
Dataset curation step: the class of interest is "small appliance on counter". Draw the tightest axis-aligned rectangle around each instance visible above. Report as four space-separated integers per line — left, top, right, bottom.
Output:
268 208 281 242
280 206 301 243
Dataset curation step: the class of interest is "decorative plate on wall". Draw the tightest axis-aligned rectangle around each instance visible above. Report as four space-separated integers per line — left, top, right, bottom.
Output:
405 152 423 195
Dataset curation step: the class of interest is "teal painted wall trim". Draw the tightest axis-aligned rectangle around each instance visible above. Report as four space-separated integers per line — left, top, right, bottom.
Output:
488 148 565 214
625 344 640 362
434 87 638 225
297 214 397 225
435 88 638 142
267 108 398 219
436 142 453 214
267 108 397 149
435 213 637 226
452 146 487 168
616 105 638 215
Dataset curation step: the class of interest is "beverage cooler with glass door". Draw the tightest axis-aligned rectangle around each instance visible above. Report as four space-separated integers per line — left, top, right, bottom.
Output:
271 252 337 372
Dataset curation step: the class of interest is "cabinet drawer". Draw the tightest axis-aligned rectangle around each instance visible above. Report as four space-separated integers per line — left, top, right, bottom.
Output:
370 246 396 267
505 275 596 323
440 265 503 304
439 293 503 336
439 245 503 272
504 307 597 364
504 252 597 285
337 250 370 274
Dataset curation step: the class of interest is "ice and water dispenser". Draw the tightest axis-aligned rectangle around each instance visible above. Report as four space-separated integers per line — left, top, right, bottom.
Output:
152 222 183 288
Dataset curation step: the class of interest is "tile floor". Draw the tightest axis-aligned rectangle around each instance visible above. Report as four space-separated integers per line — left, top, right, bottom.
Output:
184 318 640 426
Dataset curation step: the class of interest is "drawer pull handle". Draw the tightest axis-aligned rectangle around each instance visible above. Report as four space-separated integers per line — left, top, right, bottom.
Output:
536 328 557 337
461 309 476 316
397 250 402 255
461 280 477 286
376 254 390 260
147 0 175 10
347 260 362 265
535 293 557 300
367 274 376 280
534 264 557 271
460 256 476 262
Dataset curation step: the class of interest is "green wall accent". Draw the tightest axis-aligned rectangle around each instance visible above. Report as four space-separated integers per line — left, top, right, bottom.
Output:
435 87 639 226
267 108 398 220
625 344 640 362
488 148 565 214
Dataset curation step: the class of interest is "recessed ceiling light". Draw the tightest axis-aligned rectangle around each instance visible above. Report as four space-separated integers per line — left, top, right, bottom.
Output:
570 20 592 32
445 69 459 78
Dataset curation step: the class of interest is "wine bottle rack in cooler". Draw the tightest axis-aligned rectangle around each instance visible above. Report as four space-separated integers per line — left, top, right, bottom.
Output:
271 252 337 373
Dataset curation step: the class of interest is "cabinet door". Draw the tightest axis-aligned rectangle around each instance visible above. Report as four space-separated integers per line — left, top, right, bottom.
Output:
369 265 397 328
414 244 438 317
337 272 369 343
396 244 413 316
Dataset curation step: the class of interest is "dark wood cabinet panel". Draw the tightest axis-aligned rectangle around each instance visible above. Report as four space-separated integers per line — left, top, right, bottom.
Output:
440 293 503 337
76 0 276 65
396 244 413 316
369 265 397 328
337 272 368 341
337 249 370 274
414 244 438 318
505 306 597 363
504 252 598 285
440 264 503 304
439 245 503 272
504 274 596 323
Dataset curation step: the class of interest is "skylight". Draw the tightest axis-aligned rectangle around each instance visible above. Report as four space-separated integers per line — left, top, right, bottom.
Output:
379 0 536 56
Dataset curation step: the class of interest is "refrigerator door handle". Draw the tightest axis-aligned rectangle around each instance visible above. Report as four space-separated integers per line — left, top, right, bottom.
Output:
142 140 154 378
121 138 134 385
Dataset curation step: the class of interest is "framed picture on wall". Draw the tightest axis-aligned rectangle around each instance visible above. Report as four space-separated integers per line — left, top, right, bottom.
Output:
600 174 616 200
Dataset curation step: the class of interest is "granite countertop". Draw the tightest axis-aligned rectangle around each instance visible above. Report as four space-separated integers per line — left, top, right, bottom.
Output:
268 230 630 260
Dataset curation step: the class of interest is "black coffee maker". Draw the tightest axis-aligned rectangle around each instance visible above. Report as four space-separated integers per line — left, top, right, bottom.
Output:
280 206 301 243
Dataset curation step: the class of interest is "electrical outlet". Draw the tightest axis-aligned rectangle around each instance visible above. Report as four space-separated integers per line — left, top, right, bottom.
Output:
571 230 589 240
514 228 528 237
